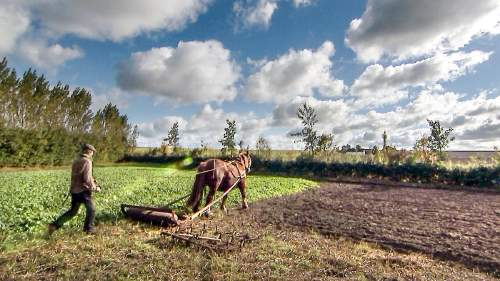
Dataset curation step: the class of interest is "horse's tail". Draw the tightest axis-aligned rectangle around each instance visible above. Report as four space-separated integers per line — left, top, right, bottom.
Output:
187 165 206 209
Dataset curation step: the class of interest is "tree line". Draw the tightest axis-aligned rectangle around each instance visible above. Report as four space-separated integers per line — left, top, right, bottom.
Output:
0 58 138 166
156 100 456 164
288 102 457 164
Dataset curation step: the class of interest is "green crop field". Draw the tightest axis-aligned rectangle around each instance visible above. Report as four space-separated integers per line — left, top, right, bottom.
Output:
0 163 317 249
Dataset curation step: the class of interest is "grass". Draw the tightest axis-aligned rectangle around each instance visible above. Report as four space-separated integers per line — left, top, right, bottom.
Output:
0 162 317 249
0 163 496 280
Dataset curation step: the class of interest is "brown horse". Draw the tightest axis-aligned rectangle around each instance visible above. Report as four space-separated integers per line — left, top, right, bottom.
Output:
186 152 252 214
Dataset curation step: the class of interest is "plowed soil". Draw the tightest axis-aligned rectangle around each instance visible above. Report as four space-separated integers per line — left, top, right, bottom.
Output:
248 181 500 276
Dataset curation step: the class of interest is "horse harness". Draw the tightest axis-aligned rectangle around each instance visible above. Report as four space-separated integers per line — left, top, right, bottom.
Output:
227 160 246 179
197 157 249 180
188 156 250 220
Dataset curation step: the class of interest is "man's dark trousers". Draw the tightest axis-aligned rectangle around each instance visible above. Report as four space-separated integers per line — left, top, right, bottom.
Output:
52 191 95 231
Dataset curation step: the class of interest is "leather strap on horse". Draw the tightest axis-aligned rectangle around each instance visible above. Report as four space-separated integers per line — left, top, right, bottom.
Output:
228 161 245 179
193 158 247 178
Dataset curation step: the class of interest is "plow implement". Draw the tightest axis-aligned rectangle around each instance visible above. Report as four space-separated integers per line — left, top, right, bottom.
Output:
120 155 257 251
121 175 243 226
161 225 260 252
120 204 179 226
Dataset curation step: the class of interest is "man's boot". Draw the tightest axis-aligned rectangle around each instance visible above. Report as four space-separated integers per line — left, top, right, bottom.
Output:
47 223 57 236
84 227 96 235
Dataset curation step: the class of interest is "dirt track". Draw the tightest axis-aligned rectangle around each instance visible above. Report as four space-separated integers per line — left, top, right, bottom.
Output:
247 181 500 275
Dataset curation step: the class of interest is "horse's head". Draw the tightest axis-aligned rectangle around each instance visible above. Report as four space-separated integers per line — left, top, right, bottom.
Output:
239 151 252 174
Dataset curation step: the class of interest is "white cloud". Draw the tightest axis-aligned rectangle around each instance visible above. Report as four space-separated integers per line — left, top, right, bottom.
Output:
291 0 314 8
264 88 500 150
137 104 271 148
335 89 500 149
0 1 30 56
17 39 83 70
233 0 314 30
183 104 270 147
244 41 346 103
138 116 187 140
460 119 500 141
272 96 349 128
91 87 131 112
350 50 492 108
346 0 500 62
136 88 500 150
233 0 278 30
0 0 212 69
116 40 240 104
184 104 229 134
35 0 212 41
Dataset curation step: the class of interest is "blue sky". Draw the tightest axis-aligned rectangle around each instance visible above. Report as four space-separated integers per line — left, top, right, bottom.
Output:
2 0 500 149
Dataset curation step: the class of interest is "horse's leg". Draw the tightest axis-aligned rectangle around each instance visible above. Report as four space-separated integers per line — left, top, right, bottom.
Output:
220 195 228 213
188 170 207 212
203 188 216 216
192 185 206 213
205 174 226 216
238 179 249 209
204 178 221 216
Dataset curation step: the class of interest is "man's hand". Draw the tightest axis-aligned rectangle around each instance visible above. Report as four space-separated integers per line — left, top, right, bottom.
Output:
93 179 102 192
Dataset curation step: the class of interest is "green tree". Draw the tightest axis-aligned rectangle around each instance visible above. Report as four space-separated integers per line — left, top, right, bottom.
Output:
290 102 319 156
413 134 435 164
255 136 271 158
341 144 352 152
91 103 131 161
128 125 139 153
426 119 454 159
492 146 500 165
219 119 237 156
164 121 180 148
46 82 71 128
382 131 388 150
0 58 136 166
0 58 16 127
316 133 334 152
66 87 93 133
30 74 51 129
238 140 245 151
16 69 39 128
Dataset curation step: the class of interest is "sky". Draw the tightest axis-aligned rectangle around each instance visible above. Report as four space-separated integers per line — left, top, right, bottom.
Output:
1 0 500 150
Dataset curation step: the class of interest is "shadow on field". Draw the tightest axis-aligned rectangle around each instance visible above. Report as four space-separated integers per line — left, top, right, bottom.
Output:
95 211 123 224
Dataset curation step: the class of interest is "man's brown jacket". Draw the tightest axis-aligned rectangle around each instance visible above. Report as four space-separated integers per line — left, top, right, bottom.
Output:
70 154 97 194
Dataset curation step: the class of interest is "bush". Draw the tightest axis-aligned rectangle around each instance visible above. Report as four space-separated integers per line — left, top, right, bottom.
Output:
0 128 79 167
0 126 131 167
120 152 500 189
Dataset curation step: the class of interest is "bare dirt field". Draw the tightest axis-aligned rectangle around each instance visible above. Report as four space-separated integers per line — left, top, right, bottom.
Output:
248 181 500 276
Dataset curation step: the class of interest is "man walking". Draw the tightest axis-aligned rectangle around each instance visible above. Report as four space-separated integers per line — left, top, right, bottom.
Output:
48 144 101 235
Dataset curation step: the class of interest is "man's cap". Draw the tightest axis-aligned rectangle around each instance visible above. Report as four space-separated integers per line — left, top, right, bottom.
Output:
82 143 97 152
